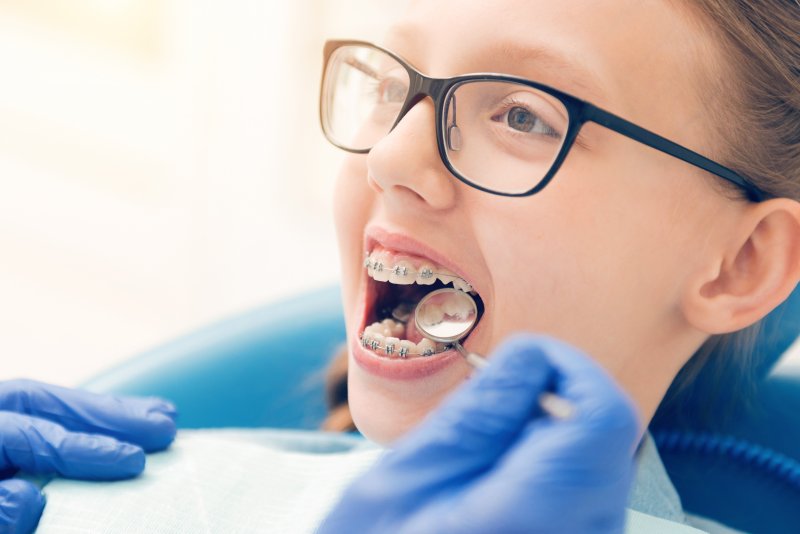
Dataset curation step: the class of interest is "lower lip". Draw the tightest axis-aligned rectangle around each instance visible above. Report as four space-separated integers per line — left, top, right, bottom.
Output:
351 339 464 380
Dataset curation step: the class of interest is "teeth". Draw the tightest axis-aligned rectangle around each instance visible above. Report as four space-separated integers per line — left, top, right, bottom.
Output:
385 337 400 355
370 332 386 350
370 251 391 282
389 261 414 285
398 340 415 358
453 278 473 293
437 273 455 287
360 319 448 357
365 252 473 293
442 296 465 318
417 265 436 285
417 338 436 357
422 302 444 326
378 318 393 337
382 318 404 337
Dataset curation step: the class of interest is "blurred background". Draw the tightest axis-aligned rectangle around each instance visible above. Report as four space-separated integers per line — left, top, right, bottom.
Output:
1 0 405 385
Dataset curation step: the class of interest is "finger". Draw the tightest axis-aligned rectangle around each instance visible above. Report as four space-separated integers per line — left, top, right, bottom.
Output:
0 479 46 534
495 335 641 478
0 411 145 480
377 335 556 492
529 334 642 451
452 426 636 534
453 342 640 532
0 380 177 452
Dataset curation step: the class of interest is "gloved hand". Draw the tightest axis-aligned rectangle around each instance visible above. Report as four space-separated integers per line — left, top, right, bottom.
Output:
0 379 178 533
319 335 642 534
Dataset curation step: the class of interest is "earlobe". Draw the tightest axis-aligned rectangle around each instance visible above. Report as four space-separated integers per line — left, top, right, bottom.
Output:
683 198 800 334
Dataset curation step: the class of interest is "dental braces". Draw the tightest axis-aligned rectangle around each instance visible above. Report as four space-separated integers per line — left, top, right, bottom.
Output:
359 333 452 358
363 255 473 291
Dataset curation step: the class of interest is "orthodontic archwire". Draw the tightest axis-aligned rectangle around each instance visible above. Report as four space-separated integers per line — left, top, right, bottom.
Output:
363 254 474 292
358 332 452 358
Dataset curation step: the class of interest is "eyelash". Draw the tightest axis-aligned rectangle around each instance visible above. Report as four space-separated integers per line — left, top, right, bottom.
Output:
494 97 561 139
497 96 592 150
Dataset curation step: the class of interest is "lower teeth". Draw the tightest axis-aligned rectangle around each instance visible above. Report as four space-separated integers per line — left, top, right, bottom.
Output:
360 317 448 357
391 302 413 323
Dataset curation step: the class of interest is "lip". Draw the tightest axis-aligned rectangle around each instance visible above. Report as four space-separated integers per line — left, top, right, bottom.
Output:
349 224 485 380
364 225 481 289
351 339 465 380
351 315 486 380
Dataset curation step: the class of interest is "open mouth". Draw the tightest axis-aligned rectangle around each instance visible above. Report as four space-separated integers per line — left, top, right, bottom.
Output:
359 246 484 359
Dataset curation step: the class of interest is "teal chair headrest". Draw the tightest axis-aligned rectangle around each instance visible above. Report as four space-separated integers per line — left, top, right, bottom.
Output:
754 284 800 376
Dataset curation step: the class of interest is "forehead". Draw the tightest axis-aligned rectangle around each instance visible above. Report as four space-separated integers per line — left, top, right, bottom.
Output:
387 0 713 127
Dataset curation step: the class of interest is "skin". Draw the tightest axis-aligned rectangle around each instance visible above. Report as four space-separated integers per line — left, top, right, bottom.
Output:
333 0 800 444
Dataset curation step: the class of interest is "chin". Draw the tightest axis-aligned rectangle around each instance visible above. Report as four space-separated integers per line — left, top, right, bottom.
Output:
347 351 471 445
349 397 421 445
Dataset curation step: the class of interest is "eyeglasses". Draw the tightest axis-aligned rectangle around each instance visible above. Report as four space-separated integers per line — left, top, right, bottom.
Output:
319 40 766 201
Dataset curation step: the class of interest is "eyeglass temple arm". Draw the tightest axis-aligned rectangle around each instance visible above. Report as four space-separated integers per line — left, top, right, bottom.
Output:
582 104 765 202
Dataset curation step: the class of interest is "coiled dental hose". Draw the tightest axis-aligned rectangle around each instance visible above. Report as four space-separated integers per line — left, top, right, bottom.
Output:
653 429 800 489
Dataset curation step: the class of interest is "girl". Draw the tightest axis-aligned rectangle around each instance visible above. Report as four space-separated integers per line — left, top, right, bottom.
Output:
2 0 799 532
319 0 800 530
327 0 800 445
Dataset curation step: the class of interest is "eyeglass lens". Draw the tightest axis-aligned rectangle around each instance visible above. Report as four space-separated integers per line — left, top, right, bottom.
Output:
322 44 570 195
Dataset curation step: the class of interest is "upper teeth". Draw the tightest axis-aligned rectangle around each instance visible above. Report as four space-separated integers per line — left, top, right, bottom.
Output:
364 252 474 293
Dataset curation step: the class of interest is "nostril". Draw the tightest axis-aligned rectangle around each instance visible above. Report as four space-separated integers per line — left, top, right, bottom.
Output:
391 186 426 205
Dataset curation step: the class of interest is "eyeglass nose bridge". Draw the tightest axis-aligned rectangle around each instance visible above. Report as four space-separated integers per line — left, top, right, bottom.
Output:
389 74 451 141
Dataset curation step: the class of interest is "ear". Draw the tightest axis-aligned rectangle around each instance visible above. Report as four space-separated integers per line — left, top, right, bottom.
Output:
682 198 800 334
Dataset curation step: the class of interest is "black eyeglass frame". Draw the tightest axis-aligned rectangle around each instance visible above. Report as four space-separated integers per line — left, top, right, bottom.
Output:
320 39 766 202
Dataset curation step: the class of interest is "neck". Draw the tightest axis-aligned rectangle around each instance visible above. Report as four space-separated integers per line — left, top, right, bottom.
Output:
613 332 707 438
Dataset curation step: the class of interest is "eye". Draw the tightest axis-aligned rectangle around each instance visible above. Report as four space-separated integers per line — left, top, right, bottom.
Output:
507 106 538 132
494 104 559 138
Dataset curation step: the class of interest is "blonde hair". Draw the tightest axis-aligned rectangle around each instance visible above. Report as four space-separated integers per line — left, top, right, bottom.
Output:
658 0 800 427
683 0 800 199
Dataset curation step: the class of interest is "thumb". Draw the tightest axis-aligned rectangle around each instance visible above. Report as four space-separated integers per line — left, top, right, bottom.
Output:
384 335 555 488
0 478 46 534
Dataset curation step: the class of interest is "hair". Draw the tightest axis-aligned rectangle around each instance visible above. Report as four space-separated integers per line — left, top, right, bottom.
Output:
321 346 356 432
674 0 800 200
654 0 800 430
323 0 800 432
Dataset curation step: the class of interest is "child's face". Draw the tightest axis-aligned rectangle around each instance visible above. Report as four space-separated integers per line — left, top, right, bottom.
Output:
334 0 741 443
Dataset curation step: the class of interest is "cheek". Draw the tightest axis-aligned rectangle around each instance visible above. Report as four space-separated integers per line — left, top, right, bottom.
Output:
471 176 699 365
334 155 373 322
333 156 368 245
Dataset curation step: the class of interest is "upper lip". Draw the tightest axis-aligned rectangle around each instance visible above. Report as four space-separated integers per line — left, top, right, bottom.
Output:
364 224 481 293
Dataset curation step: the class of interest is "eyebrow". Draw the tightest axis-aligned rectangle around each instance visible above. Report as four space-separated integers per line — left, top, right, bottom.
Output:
487 41 607 102
384 26 608 104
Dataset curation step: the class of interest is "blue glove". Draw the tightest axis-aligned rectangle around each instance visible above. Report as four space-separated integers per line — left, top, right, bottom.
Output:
319 335 642 534
0 379 178 533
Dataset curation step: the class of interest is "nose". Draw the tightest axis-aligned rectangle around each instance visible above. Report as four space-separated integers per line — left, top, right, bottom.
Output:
367 98 458 211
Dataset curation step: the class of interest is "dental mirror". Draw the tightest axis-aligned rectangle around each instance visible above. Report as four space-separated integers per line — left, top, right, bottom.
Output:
414 288 487 369
414 287 575 420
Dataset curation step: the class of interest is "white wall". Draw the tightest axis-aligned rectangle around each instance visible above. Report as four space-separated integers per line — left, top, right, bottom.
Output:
0 0 405 385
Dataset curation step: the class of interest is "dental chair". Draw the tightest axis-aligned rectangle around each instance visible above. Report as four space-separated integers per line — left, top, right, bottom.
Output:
83 284 800 534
